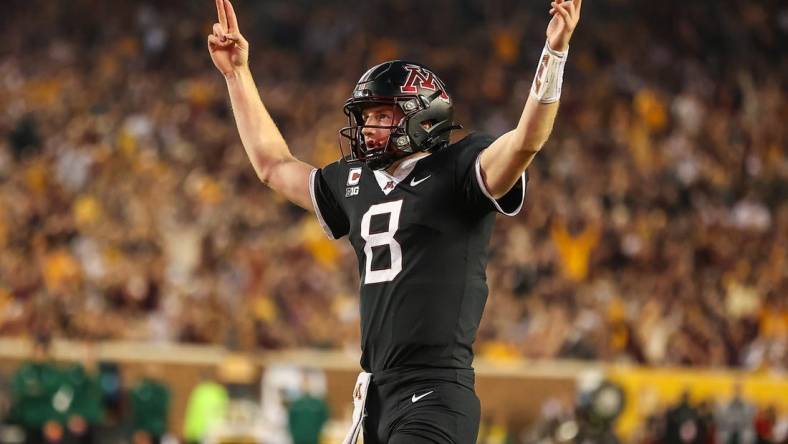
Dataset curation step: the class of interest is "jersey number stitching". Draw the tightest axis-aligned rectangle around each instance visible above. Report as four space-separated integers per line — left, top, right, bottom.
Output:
360 200 403 284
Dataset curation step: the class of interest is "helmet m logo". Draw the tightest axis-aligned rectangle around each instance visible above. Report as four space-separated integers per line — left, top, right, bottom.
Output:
400 65 449 100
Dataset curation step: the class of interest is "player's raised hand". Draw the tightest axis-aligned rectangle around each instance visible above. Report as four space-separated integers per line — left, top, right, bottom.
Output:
547 0 582 52
208 0 249 77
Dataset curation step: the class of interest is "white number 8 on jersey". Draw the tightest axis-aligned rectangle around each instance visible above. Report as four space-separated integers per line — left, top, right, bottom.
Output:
360 200 403 284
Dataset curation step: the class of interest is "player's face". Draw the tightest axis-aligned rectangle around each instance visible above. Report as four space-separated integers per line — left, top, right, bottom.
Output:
361 104 405 149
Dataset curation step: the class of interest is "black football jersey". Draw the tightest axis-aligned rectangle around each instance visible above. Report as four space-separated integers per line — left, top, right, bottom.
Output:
309 133 528 373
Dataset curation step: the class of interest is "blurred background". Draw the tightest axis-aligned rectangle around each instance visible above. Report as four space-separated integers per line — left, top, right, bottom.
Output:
0 0 786 443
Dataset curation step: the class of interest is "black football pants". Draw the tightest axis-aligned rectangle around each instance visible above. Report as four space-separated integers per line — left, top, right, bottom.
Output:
363 368 480 444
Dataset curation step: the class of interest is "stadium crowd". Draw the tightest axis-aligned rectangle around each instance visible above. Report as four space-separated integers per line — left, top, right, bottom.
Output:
0 0 786 374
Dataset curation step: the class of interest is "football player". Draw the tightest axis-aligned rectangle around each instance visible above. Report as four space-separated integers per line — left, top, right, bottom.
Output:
208 0 582 443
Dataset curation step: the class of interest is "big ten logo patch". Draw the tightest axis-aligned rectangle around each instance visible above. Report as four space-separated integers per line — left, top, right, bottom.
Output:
345 186 359 197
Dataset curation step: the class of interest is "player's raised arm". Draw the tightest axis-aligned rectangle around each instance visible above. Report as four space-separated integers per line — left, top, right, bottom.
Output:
479 0 582 199
208 0 315 211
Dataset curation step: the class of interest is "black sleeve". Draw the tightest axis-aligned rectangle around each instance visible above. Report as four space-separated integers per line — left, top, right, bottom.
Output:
309 161 350 239
453 133 528 216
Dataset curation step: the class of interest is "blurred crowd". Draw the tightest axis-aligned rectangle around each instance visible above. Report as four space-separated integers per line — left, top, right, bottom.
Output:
519 385 788 444
0 335 332 444
0 336 172 444
0 0 786 371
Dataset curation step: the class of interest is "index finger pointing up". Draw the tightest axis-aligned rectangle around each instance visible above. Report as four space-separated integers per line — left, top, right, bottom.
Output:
215 0 228 31
224 0 239 32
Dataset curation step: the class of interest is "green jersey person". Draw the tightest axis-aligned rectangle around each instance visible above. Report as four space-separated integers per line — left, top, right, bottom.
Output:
130 377 171 443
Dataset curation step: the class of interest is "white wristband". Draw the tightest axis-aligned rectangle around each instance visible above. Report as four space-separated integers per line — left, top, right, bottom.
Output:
530 41 568 104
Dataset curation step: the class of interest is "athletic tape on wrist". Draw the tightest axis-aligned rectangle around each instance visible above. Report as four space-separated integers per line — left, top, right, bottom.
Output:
530 41 568 104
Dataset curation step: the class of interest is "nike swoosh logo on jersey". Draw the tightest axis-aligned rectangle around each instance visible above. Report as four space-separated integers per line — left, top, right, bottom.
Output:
410 175 431 186
411 390 434 403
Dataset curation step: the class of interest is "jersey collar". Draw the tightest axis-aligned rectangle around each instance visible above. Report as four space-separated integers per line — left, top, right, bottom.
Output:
373 152 430 195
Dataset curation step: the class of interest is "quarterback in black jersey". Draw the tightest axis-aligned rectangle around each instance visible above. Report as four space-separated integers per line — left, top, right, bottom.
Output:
313 130 526 374
209 0 582 442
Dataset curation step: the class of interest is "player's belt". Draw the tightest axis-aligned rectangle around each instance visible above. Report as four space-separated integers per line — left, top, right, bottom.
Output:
373 366 475 389
342 372 372 444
